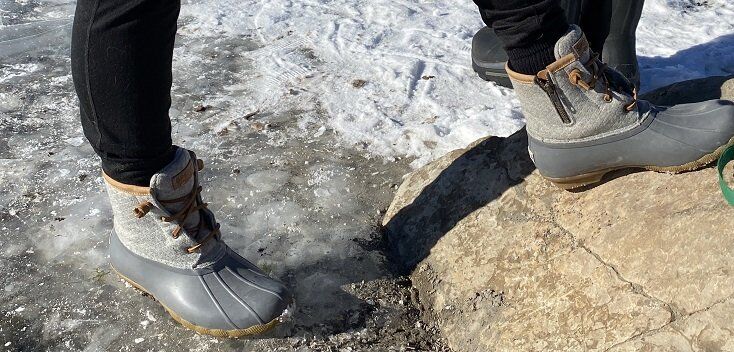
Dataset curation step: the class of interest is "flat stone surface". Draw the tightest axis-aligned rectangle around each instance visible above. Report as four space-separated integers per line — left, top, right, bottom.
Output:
384 77 734 351
555 170 734 315
609 301 734 351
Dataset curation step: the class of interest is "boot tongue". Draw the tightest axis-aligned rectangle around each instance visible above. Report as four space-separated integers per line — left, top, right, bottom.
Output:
554 24 591 63
150 147 201 234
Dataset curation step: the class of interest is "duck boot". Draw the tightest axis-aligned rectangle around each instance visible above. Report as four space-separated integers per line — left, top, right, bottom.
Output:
508 25 734 189
104 147 292 337
472 0 584 87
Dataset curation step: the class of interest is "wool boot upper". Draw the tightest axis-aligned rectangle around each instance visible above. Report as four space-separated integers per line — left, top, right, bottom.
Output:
509 25 643 143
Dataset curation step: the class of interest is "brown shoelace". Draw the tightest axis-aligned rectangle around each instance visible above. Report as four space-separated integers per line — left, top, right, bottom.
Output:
133 160 220 254
568 53 638 112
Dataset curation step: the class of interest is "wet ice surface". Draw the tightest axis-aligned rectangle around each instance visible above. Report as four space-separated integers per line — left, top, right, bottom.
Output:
2 0 734 350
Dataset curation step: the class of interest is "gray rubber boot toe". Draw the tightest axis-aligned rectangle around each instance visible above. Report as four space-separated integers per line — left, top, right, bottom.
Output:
651 100 734 152
110 232 291 336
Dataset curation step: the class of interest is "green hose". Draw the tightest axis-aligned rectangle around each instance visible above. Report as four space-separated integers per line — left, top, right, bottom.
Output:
718 145 734 206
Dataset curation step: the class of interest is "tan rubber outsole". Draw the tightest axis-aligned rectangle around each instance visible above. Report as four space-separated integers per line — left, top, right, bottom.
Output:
111 266 282 338
545 136 734 190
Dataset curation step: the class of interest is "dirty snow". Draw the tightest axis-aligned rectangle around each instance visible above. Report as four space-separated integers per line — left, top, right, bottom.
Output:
176 0 734 167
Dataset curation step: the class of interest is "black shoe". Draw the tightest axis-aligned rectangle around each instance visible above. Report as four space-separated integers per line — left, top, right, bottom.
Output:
471 26 511 87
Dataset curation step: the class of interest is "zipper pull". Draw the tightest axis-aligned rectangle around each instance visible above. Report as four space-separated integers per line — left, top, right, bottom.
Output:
535 75 572 124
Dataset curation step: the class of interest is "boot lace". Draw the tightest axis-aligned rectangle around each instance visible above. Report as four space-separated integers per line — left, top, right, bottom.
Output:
133 159 220 254
567 52 638 112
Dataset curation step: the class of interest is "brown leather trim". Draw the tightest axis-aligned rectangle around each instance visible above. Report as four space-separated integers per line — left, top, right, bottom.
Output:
505 63 536 84
572 37 589 59
506 52 577 84
172 160 194 190
102 172 151 196
545 53 576 73
537 69 549 81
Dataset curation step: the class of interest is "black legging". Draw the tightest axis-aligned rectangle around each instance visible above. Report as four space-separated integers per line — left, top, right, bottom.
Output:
71 0 179 186
473 0 569 51
71 0 568 186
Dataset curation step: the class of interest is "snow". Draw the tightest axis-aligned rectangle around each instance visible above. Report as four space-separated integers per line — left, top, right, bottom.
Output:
1 0 733 350
179 0 523 168
174 0 734 168
637 0 734 90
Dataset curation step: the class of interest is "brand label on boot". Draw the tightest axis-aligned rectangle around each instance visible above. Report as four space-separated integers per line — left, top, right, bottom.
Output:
572 37 589 59
172 161 195 190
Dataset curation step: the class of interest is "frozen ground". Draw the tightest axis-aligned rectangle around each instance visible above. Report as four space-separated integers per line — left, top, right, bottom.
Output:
1 0 733 351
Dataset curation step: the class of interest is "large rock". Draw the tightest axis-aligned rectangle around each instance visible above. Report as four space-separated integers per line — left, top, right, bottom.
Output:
383 79 734 351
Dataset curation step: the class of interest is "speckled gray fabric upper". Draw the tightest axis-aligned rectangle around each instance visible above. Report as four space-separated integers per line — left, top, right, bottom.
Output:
511 25 648 144
105 148 225 270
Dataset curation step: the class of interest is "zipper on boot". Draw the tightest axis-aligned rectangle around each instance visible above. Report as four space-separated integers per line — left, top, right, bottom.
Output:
535 75 572 124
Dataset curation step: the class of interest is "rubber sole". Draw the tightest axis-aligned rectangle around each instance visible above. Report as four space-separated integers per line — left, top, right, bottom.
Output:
111 265 284 338
544 136 734 190
472 58 511 88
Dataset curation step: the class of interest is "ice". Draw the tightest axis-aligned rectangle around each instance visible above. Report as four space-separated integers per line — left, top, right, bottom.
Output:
2 0 733 350
0 92 22 113
244 169 291 193
0 18 72 56
144 310 156 322
64 137 84 147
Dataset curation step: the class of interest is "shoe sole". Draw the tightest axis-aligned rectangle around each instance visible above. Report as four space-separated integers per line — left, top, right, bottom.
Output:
471 58 511 88
544 136 734 190
111 265 283 338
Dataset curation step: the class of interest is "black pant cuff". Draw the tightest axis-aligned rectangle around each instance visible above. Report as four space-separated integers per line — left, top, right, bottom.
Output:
100 146 177 187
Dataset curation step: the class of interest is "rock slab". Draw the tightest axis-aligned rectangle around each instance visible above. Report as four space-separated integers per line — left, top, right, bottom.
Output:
383 78 734 351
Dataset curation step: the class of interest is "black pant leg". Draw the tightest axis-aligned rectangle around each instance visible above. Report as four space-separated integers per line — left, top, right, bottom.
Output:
473 0 569 74
579 1 611 55
473 0 568 51
71 0 179 186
